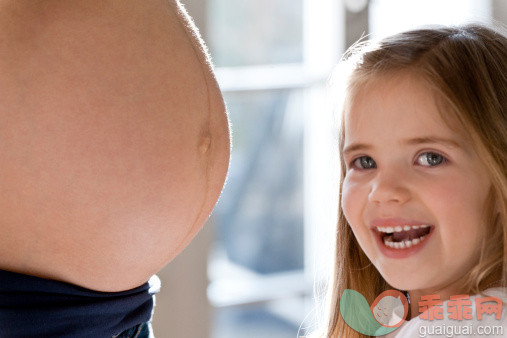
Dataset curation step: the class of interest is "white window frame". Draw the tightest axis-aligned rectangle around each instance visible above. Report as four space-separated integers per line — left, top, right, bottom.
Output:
207 0 344 329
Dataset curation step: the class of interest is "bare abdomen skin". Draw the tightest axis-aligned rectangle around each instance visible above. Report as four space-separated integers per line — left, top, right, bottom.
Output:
0 0 229 292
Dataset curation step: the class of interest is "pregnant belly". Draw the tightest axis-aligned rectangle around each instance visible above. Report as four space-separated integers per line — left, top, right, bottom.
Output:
0 0 229 292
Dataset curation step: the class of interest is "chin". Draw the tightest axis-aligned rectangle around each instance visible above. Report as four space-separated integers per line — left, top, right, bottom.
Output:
378 269 426 291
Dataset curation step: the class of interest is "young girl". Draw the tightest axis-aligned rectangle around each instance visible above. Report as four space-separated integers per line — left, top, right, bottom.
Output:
316 24 506 337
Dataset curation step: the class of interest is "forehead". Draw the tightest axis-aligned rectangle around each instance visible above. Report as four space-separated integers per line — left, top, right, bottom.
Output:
343 74 464 146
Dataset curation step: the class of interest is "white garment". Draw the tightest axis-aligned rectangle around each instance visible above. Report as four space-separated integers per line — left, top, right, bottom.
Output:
380 288 507 338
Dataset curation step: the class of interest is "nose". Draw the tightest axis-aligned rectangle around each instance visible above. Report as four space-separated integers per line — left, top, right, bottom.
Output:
368 170 411 205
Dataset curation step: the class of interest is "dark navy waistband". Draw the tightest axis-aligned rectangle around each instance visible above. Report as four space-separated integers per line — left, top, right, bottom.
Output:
0 269 160 338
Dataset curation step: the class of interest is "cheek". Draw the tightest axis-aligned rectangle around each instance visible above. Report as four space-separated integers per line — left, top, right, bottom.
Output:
342 177 377 258
341 177 367 227
420 176 488 245
341 177 356 221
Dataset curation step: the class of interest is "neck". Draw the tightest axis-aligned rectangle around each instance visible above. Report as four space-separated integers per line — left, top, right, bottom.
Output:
408 289 450 320
407 272 502 320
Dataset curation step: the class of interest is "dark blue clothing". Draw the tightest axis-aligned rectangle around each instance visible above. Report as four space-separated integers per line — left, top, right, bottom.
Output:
113 322 152 338
0 269 160 337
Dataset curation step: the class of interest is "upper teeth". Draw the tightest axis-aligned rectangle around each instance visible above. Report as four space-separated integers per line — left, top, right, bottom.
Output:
376 225 430 233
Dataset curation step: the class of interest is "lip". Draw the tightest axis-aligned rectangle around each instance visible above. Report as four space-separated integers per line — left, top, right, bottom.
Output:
370 218 434 259
370 218 432 229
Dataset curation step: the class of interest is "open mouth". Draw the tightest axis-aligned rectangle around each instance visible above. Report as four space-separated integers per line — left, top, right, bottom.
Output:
375 225 432 249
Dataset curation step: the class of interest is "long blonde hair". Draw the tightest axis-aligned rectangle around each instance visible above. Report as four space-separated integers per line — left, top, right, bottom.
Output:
316 24 507 338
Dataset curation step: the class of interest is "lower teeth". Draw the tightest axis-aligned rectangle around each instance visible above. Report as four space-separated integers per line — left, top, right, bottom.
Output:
383 235 427 249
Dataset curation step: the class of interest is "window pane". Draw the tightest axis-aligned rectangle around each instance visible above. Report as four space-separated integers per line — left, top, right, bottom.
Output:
213 305 301 338
207 0 303 67
369 0 492 38
214 89 304 274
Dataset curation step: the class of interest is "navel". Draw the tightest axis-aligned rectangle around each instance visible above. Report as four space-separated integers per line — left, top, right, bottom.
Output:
198 132 212 155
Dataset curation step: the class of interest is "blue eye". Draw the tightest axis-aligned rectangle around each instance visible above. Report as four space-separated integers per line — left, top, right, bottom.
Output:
352 156 377 169
416 152 446 167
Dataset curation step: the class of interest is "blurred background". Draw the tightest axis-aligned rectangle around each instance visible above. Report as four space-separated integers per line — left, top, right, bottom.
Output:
153 0 506 337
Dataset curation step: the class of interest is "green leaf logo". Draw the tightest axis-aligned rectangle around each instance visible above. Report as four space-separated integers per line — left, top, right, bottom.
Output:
340 289 409 336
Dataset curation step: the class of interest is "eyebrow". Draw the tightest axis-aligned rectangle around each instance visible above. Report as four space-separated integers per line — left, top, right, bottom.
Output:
342 143 372 155
342 136 462 155
404 136 462 149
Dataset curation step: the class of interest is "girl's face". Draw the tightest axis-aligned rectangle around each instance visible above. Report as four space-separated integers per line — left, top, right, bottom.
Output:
341 74 491 294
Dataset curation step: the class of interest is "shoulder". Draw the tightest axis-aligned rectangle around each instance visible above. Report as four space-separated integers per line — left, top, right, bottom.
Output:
386 288 507 338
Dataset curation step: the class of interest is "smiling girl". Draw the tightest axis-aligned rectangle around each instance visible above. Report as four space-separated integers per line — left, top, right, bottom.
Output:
318 24 506 337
